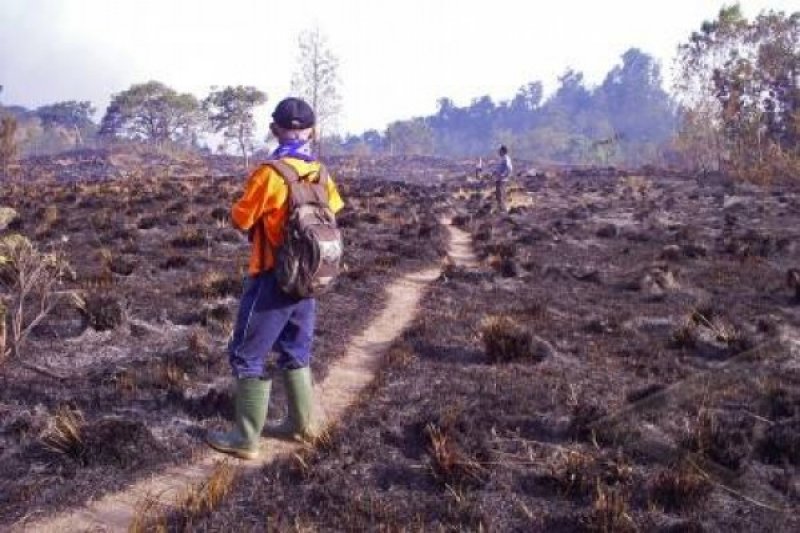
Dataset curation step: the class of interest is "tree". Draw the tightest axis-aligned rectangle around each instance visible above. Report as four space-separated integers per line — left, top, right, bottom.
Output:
598 49 676 142
0 115 17 178
549 70 593 120
99 81 202 145
36 101 96 146
502 82 544 133
203 86 267 169
291 27 342 150
595 49 677 165
0 234 73 362
677 5 800 179
385 118 434 156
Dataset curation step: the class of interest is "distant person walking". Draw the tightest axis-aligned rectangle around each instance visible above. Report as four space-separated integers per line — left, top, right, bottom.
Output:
493 145 513 212
206 97 345 460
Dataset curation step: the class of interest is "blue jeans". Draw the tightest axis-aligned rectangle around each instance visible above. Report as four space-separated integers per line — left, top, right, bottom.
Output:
228 271 316 378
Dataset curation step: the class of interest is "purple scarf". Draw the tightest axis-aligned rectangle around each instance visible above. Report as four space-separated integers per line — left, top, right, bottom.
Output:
270 139 316 162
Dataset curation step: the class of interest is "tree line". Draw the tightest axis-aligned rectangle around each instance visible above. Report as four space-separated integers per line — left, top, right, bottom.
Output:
328 4 798 181
0 28 338 174
0 83 268 165
327 47 678 168
1 4 798 181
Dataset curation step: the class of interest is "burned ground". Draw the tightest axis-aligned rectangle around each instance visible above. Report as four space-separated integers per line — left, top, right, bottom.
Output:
193 172 800 531
2 156 800 531
0 166 447 527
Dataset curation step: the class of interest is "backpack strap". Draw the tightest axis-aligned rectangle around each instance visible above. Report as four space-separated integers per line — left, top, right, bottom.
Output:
265 159 300 183
317 164 330 186
264 160 329 208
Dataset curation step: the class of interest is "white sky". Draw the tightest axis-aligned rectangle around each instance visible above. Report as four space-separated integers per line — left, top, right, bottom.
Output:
1 0 797 136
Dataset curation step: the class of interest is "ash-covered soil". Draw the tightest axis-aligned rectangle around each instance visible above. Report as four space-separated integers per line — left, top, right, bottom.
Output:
193 172 800 532
0 167 447 526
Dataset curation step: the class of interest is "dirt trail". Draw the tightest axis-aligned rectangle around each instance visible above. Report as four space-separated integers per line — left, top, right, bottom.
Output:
446 222 479 268
19 221 477 533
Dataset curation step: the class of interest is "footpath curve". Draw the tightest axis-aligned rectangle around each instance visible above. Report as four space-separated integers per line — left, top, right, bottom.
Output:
19 220 477 533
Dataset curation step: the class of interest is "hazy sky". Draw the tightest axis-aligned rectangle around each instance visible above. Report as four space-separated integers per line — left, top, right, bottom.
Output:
1 0 797 135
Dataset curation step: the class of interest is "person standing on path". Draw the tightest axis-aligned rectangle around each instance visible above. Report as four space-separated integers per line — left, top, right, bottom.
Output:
207 97 345 460
493 145 513 212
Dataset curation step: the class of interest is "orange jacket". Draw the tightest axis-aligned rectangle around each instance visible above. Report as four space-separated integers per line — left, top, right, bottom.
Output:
231 158 344 275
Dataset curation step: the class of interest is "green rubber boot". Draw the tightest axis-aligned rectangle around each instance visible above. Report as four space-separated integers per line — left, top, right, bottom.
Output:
206 378 270 460
266 367 316 441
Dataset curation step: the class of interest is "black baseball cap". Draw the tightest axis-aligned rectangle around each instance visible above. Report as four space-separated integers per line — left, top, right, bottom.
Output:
272 97 316 130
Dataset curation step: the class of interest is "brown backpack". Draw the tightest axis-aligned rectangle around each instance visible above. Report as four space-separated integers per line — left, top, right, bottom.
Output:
265 160 343 299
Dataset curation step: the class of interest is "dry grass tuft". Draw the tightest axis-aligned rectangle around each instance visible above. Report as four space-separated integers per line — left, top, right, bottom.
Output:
481 314 540 363
171 227 207 248
546 449 632 499
648 463 712 511
210 207 228 224
670 318 698 349
187 327 212 360
425 422 486 486
79 292 125 331
159 254 188 270
182 271 240 300
547 450 597 497
130 461 236 532
41 406 86 461
113 368 138 395
128 495 167 533
685 408 753 470
583 484 635 533
162 360 186 389
34 205 59 238
178 461 235 520
385 342 416 369
690 308 739 345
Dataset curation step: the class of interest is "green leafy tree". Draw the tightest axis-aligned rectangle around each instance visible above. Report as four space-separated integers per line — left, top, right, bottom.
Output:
99 81 202 145
203 86 267 169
